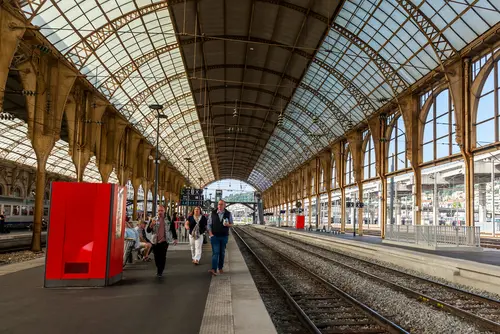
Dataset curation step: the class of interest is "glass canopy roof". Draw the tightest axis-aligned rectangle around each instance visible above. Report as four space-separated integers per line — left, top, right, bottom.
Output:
7 0 499 191
250 0 500 189
0 118 102 183
27 0 214 187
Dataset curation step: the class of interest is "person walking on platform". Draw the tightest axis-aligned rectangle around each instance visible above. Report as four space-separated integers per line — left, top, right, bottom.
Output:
147 205 178 278
185 206 207 265
207 200 234 276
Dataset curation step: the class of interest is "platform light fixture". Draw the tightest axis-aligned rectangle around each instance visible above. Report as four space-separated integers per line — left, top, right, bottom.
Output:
184 157 193 218
149 103 164 216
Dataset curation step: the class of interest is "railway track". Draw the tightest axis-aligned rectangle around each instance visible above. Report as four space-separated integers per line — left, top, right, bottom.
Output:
233 227 407 334
233 229 312 333
255 227 500 333
0 232 46 254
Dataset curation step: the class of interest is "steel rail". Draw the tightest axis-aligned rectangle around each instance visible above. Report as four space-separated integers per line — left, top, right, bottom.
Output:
232 228 321 334
256 228 500 333
234 227 408 334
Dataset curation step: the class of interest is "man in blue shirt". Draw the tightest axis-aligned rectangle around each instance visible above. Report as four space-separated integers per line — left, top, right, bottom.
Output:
207 200 233 276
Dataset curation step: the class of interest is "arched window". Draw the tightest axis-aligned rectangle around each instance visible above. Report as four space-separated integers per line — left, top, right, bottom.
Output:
363 134 376 179
331 157 337 189
12 187 22 198
345 145 354 185
422 89 459 162
475 59 498 147
0 184 3 196
387 116 408 172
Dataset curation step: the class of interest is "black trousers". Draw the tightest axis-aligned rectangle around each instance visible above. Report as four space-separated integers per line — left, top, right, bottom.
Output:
153 242 168 275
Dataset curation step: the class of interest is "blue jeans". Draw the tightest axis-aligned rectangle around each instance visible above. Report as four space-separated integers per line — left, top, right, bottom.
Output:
211 235 228 271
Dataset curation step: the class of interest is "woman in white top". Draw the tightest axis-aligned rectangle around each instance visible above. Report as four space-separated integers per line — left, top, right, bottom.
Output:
185 206 208 264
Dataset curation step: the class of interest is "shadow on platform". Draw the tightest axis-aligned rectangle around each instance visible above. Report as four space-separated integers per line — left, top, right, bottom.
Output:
0 248 212 334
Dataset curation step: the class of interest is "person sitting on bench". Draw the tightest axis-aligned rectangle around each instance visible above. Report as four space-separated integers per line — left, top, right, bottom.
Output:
135 220 152 261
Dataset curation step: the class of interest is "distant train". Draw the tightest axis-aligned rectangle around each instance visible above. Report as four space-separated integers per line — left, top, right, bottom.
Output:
0 196 49 230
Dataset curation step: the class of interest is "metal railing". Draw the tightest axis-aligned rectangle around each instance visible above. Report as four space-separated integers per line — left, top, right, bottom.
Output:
384 224 481 248
123 238 136 267
174 223 209 244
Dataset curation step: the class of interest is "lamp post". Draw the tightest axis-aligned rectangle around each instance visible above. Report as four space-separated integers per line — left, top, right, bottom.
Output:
149 104 165 217
184 157 193 218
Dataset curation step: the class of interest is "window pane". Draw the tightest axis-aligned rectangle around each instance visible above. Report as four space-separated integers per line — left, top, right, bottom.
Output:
397 152 406 170
423 142 433 162
435 90 449 117
482 70 495 96
436 115 449 138
423 118 434 143
436 136 450 159
476 91 495 124
477 121 495 147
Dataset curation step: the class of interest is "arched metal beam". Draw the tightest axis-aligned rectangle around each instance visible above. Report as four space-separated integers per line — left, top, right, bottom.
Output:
213 140 299 179
219 112 322 156
204 177 261 191
64 0 404 108
194 84 337 138
65 1 174 68
120 74 189 117
99 43 181 96
168 119 307 169
208 131 294 157
170 115 311 158
103 37 397 128
216 146 301 176
396 0 457 64
185 34 401 112
330 24 409 96
209 101 333 147
256 152 298 181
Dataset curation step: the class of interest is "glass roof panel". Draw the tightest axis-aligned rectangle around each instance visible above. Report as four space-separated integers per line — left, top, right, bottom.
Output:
0 118 102 183
252 0 499 190
29 0 214 187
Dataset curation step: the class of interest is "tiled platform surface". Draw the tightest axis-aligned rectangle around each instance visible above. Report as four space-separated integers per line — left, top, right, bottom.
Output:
200 233 276 334
260 226 500 295
0 234 276 334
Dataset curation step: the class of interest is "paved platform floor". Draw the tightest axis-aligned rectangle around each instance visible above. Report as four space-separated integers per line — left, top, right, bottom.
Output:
0 246 211 334
0 235 276 334
280 227 500 266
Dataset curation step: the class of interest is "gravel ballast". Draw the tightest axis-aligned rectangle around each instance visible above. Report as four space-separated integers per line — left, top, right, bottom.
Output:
240 227 490 334
266 228 500 301
0 249 44 266
236 229 395 334
258 229 500 323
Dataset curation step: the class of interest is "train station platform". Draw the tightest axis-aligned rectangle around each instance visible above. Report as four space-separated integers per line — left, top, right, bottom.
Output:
261 226 500 295
0 234 276 334
281 227 500 266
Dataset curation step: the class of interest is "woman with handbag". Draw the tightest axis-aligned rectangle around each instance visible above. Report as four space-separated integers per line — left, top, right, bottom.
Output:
185 206 207 264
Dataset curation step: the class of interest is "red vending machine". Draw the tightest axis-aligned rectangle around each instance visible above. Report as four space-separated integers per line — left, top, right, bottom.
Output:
296 215 305 229
44 182 126 288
